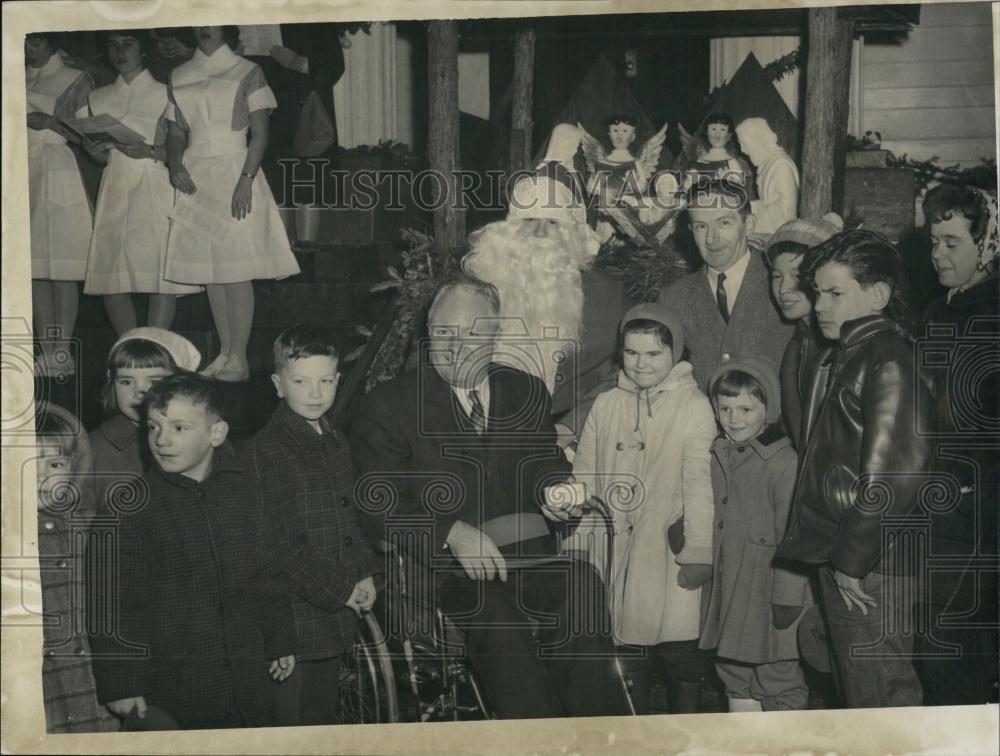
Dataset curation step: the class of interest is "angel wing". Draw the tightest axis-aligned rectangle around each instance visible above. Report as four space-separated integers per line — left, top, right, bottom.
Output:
673 122 705 172
637 123 669 178
576 122 607 176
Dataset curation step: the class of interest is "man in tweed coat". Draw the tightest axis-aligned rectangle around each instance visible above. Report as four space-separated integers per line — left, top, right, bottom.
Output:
244 324 379 726
659 177 795 390
90 374 296 730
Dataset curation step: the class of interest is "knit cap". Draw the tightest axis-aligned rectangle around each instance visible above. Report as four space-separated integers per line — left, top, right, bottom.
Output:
708 355 782 424
619 302 685 360
768 213 844 251
112 327 202 372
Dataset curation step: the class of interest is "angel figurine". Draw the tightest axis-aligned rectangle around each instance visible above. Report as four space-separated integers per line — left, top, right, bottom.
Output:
676 112 753 189
578 114 668 245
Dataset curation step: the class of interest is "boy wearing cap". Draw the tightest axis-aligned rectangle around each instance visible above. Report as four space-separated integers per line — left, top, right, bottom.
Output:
765 215 843 449
700 357 810 712
554 302 717 714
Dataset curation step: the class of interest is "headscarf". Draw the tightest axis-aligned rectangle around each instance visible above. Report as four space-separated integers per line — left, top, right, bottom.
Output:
973 188 999 272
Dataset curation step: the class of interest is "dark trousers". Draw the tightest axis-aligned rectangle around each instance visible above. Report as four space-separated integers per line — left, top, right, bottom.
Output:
438 559 631 720
916 567 999 705
176 710 246 730
617 640 704 715
819 567 923 708
272 657 342 726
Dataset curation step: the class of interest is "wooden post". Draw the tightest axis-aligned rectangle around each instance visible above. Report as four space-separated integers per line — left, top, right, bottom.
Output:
427 21 465 255
800 8 855 218
510 26 536 173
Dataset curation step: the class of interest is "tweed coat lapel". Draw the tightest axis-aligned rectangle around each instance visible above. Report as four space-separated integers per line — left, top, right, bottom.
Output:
726 250 769 339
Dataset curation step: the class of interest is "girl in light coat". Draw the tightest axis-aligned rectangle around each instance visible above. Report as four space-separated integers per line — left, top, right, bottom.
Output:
565 302 717 714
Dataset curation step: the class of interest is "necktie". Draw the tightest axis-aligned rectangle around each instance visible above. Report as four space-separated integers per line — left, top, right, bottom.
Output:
716 272 730 323
468 389 487 436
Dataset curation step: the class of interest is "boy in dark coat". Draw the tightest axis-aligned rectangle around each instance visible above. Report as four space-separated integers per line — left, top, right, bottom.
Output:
90 373 296 730
244 324 379 726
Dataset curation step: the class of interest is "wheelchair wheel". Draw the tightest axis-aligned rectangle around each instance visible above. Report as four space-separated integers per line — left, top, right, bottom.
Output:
335 611 400 724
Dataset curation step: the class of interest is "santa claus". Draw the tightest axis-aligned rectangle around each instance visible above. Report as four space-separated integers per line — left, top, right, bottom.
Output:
462 123 629 441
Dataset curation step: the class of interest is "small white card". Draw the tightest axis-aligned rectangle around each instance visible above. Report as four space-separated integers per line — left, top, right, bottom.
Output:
544 482 587 511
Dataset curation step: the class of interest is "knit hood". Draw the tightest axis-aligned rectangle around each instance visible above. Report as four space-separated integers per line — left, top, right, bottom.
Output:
619 302 685 360
708 356 782 425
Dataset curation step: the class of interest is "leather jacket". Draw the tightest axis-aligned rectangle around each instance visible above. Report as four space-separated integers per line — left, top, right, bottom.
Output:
778 315 934 578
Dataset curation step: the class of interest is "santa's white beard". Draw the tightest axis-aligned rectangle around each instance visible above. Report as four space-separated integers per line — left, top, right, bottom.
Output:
464 219 590 394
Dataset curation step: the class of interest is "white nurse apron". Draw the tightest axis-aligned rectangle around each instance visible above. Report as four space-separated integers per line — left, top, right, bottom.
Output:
26 54 93 281
82 70 200 295
164 45 298 285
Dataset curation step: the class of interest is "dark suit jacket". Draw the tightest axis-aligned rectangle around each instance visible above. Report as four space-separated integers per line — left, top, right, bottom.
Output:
349 364 571 571
659 247 795 390
552 269 630 435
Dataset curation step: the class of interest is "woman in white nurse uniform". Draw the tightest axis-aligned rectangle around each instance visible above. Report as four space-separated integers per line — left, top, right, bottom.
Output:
164 25 299 382
82 30 200 336
25 32 93 376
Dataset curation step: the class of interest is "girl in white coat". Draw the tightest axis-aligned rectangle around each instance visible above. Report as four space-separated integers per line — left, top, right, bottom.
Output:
82 30 200 335
563 302 717 714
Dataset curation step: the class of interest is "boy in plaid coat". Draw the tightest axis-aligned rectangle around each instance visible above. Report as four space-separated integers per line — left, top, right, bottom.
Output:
244 324 379 726
89 373 296 730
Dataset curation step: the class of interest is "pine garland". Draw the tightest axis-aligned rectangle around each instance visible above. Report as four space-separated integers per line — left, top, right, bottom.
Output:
762 47 804 82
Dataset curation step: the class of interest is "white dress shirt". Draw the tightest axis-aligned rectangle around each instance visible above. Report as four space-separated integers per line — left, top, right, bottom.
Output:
704 248 752 312
453 377 491 431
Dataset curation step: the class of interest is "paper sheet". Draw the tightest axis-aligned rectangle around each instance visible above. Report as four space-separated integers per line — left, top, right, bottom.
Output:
168 189 236 245
238 24 283 57
59 113 145 145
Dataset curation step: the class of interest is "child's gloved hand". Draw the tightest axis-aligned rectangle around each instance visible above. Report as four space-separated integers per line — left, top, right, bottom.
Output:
676 564 713 589
771 604 802 629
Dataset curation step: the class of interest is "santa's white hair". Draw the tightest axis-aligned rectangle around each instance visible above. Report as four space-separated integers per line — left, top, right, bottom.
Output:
463 216 599 393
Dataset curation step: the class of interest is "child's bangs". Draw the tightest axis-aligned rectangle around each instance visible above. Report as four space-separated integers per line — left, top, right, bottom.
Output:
711 370 767 404
109 339 176 372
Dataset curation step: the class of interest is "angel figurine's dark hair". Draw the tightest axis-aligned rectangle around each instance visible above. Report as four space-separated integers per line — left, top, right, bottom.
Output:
699 112 739 156
606 113 639 129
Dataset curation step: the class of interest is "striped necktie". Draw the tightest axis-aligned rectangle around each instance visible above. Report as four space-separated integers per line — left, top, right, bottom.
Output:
468 388 487 436
716 271 730 323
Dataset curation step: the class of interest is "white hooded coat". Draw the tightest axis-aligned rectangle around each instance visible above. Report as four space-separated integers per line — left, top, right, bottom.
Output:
567 361 717 645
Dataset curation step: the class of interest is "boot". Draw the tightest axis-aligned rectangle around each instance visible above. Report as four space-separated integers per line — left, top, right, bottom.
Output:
667 678 703 714
727 696 763 713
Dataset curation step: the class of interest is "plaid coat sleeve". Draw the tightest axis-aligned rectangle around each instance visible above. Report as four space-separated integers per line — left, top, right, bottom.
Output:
245 439 377 613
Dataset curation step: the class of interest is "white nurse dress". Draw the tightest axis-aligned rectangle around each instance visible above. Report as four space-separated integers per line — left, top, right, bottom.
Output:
164 44 299 284
26 53 93 281
82 69 200 295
